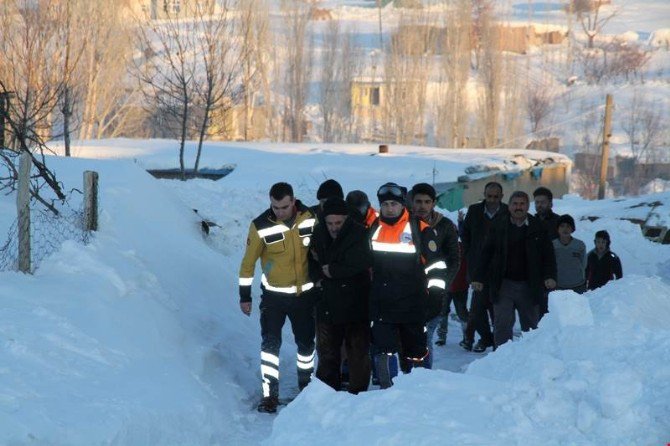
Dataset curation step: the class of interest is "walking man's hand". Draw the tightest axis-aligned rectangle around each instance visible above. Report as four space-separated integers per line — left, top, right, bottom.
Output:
240 302 252 316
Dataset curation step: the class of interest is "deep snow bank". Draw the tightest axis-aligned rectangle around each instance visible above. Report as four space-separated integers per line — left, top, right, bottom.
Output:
0 158 254 445
266 278 670 446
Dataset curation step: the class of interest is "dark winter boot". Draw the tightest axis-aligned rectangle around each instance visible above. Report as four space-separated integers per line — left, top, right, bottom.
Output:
472 339 493 353
374 353 394 389
298 370 311 392
257 396 279 413
459 338 474 351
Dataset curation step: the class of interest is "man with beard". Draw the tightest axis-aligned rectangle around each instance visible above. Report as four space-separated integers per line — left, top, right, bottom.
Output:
471 191 557 348
410 183 459 367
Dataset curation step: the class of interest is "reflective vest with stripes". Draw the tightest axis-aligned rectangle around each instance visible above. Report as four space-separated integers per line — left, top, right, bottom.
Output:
369 209 447 322
239 201 315 302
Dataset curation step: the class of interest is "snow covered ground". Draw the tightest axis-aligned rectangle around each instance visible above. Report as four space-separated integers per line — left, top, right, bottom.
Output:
1 139 669 445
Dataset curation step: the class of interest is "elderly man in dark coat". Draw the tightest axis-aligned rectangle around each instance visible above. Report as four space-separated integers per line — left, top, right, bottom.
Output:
309 198 373 394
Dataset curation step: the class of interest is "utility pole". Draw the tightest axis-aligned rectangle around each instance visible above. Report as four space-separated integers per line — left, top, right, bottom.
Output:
598 94 614 200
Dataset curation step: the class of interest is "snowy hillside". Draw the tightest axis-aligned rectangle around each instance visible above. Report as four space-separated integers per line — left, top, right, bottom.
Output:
1 140 669 445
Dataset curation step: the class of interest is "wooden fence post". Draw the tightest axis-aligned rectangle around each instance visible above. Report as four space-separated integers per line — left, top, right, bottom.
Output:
17 151 31 273
83 171 99 231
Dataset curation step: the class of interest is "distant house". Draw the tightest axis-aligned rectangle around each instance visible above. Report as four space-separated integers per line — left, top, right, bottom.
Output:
491 24 566 55
351 79 384 122
392 23 566 56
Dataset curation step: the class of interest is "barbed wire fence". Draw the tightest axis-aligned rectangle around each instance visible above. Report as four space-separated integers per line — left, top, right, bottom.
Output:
0 151 98 274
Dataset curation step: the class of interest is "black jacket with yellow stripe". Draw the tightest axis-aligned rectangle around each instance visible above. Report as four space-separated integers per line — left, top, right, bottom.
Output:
239 201 316 303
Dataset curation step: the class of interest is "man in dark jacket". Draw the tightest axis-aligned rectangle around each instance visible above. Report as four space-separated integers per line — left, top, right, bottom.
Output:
369 182 446 388
533 187 560 241
533 186 560 319
586 230 623 290
309 198 373 394
460 182 508 352
472 191 557 348
410 183 459 367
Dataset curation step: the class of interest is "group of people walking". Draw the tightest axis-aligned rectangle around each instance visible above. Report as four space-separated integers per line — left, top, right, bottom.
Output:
238 180 623 413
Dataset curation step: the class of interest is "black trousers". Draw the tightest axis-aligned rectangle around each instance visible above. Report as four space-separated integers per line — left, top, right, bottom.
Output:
371 321 427 361
464 286 494 345
493 279 538 347
259 289 316 398
316 321 370 394
537 289 549 320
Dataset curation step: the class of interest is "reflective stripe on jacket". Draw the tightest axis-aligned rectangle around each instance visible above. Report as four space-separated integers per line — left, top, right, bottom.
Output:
369 208 445 323
239 201 315 302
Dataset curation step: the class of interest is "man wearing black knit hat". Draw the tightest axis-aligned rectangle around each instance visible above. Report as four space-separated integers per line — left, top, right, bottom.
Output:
308 198 372 394
368 182 447 388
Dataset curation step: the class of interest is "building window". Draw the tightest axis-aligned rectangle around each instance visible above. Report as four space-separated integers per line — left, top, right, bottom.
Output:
172 0 181 13
370 87 380 106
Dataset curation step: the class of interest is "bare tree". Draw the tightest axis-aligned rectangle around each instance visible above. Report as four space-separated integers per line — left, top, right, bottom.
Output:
239 0 272 141
526 82 554 135
474 9 502 147
53 0 89 156
0 1 67 211
382 13 436 145
78 0 136 140
622 90 665 166
570 0 619 48
282 4 313 142
318 21 359 143
573 101 603 199
498 55 524 148
435 0 472 148
0 1 64 150
575 40 651 84
191 0 242 172
133 10 197 179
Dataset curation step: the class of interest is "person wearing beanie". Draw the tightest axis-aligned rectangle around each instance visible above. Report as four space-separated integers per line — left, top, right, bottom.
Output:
308 197 372 394
409 183 461 367
553 214 587 294
316 179 344 202
586 230 623 290
376 182 406 207
312 179 345 225
346 190 378 229
368 182 446 388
